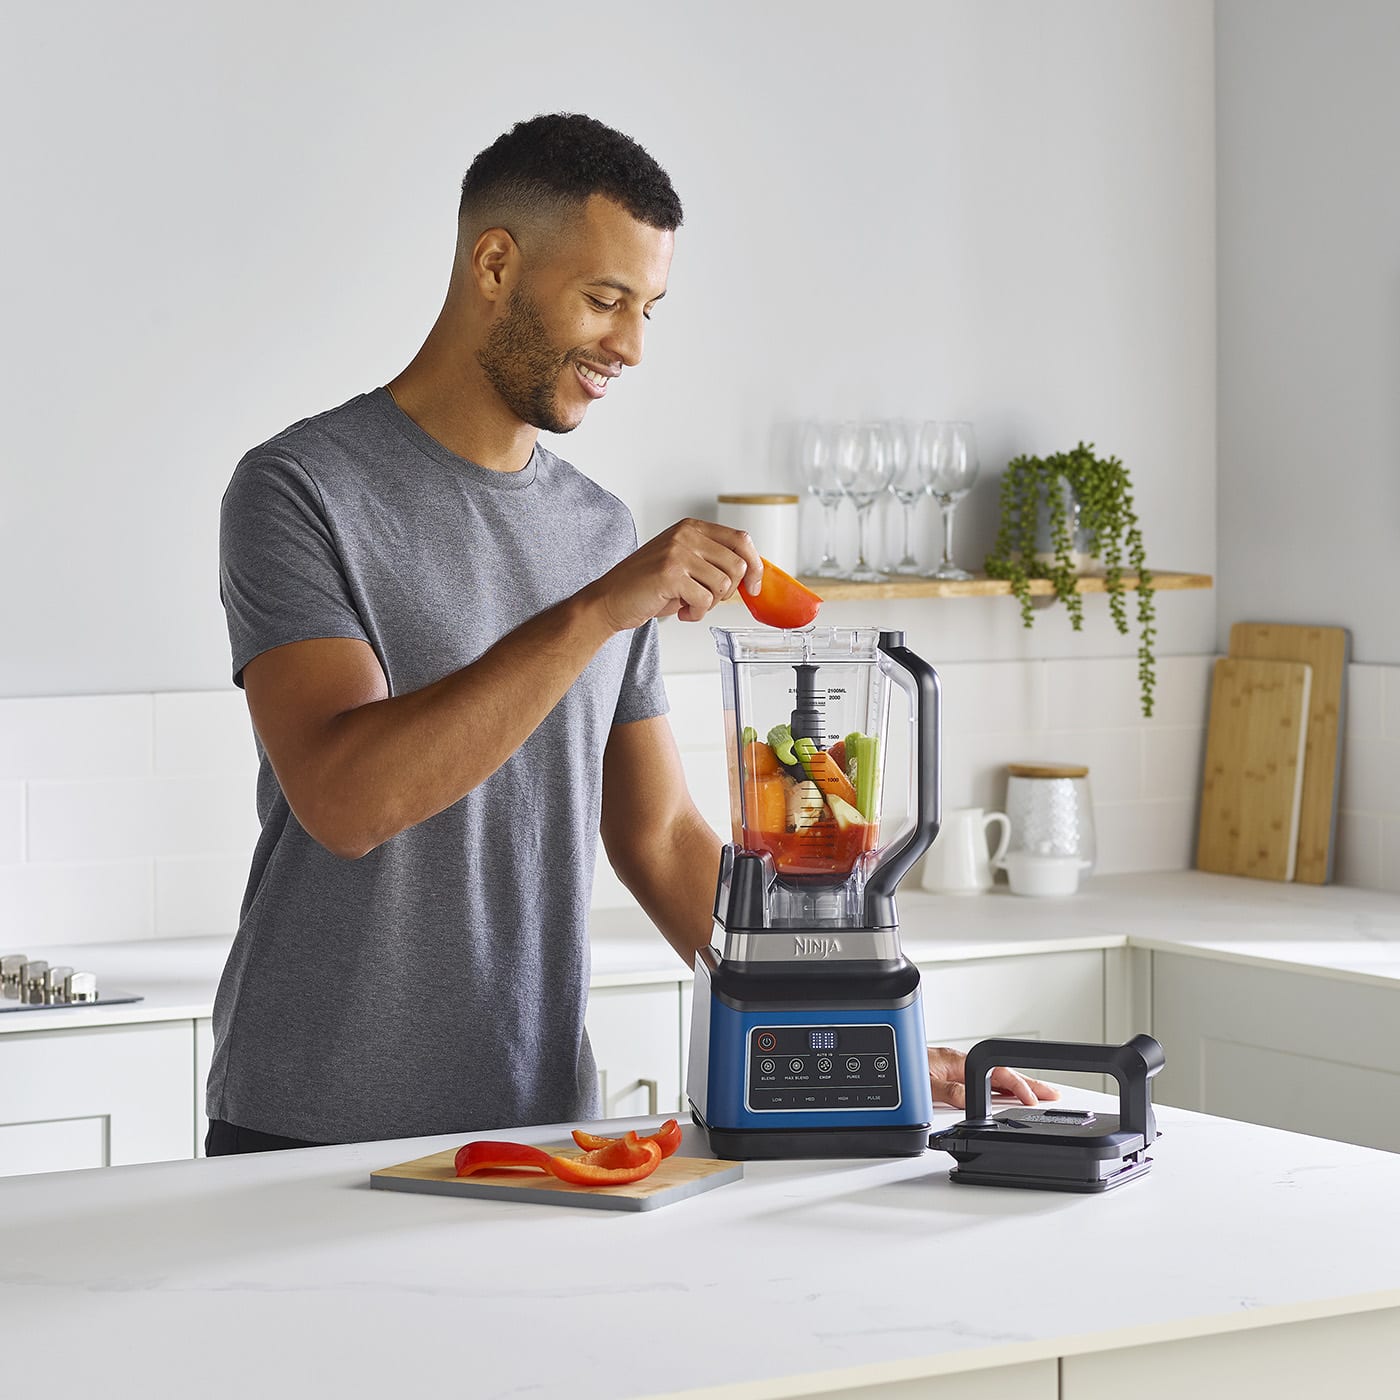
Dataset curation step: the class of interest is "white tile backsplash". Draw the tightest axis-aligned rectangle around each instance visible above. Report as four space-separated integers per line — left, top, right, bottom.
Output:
155 855 253 936
154 692 260 776
1338 735 1400 817
0 860 154 946
1381 818 1400 897
1329 663 1400 894
27 776 259 863
1334 809 1382 890
1044 657 1151 730
0 783 23 863
1383 670 1400 744
1142 726 1209 805
935 661 1048 736
1347 665 1385 741
1092 799 1197 873
9 655 1399 946
0 694 153 780
1150 654 1217 727
1042 727 1143 804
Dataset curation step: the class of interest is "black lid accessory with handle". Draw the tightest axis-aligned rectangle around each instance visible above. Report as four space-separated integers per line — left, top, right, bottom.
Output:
927 1034 1166 1193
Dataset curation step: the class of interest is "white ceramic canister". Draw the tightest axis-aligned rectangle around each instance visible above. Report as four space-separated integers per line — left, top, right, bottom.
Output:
1004 762 1096 875
714 493 800 577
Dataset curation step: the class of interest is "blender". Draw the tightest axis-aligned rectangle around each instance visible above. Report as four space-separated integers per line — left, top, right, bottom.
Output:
687 625 941 1159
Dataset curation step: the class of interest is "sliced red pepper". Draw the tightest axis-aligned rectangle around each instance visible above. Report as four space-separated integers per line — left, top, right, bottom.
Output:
549 1133 662 1186
739 558 822 630
453 1131 665 1187
454 1140 553 1177
572 1118 682 1159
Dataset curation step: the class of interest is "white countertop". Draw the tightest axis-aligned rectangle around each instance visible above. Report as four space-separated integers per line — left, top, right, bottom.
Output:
7 871 1400 1035
4 1095 1399 1399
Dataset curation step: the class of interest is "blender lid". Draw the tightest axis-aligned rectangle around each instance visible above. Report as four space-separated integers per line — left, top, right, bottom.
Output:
712 625 886 662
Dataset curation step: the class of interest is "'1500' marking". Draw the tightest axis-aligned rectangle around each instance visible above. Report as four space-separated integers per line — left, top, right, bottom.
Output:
793 937 842 958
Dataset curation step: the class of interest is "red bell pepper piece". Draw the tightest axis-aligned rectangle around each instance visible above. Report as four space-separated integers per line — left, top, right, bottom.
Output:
572 1118 683 1159
549 1132 662 1186
739 558 822 630
454 1140 554 1177
453 1131 665 1187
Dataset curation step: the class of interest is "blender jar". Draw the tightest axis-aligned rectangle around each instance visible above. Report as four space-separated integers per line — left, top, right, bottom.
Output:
714 626 937 929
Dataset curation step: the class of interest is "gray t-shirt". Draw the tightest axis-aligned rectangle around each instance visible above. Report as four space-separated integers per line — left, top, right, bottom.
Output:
210 386 668 1144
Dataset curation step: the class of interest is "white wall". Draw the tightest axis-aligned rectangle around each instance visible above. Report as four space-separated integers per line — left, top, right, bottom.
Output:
0 0 1217 697
1216 0 1400 662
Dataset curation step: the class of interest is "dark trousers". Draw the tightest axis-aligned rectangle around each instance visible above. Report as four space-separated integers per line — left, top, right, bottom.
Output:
205 1118 325 1156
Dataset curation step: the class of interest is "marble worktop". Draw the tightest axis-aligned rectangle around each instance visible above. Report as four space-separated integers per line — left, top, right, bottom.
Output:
2 1094 1398 1399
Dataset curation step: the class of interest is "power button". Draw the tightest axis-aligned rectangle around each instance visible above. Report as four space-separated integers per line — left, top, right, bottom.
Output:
757 1032 777 1052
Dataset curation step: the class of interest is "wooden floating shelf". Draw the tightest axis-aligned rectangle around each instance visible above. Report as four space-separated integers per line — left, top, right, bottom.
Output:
787 570 1212 602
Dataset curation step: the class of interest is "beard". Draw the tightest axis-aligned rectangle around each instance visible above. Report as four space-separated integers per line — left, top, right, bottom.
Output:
476 282 582 435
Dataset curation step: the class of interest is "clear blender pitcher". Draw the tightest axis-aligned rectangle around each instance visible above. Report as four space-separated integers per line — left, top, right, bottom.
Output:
714 625 940 931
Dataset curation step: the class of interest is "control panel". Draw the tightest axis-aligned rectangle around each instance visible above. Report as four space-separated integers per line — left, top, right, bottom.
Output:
747 1024 901 1112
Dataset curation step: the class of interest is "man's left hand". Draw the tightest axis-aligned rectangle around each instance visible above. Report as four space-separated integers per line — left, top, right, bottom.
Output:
928 1046 1061 1109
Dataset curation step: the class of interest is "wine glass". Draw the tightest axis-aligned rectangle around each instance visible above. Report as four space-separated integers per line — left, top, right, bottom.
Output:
794 420 847 579
882 418 923 575
920 420 980 580
833 420 894 583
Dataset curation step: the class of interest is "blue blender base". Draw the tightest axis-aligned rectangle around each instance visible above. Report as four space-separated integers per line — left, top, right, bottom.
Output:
688 957 933 1160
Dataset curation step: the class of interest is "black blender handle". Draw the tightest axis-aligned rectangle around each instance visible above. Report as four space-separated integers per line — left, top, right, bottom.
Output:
963 1034 1166 1142
863 632 941 928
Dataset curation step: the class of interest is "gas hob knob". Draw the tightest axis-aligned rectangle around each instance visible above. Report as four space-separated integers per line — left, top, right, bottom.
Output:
1 955 28 998
23 961 49 1005
44 966 74 1004
66 972 98 1004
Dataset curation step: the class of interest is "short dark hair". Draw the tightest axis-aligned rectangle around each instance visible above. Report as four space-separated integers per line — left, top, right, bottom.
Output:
458 112 683 237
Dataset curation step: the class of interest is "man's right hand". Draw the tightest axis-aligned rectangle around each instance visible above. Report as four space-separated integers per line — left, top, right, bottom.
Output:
584 519 765 632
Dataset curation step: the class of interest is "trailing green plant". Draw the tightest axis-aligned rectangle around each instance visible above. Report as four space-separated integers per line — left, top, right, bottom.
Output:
985 442 1157 717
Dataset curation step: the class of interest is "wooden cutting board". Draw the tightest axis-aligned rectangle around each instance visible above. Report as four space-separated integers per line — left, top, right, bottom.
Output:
1196 658 1312 881
1229 623 1351 884
370 1143 743 1212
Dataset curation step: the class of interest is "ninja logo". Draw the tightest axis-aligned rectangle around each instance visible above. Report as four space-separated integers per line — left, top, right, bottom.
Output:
793 936 842 958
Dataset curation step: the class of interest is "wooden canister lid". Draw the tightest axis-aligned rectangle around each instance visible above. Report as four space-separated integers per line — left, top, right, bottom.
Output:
716 493 799 504
1007 761 1089 779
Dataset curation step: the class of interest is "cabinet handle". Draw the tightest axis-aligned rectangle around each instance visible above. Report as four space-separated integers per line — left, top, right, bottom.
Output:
597 1072 659 1117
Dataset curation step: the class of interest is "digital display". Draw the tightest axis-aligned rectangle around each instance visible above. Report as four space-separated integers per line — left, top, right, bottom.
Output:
808 1030 837 1051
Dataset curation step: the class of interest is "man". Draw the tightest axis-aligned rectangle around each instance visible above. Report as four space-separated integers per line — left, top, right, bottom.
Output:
209 113 1054 1155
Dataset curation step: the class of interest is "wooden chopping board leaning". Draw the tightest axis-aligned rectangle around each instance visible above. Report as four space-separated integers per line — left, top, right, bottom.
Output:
1196 657 1313 882
1225 623 1350 884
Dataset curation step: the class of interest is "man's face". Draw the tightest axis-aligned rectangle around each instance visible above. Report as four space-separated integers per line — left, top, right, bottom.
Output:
477 194 673 434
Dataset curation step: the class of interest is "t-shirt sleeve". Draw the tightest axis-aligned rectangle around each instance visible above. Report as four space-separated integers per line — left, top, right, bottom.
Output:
219 452 372 688
612 617 670 726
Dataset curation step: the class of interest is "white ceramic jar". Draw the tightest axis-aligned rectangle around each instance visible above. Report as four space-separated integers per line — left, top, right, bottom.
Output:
1005 762 1096 875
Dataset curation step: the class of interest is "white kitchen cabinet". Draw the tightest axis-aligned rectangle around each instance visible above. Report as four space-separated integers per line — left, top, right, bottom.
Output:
679 979 693 1113
915 950 1109 1092
1151 951 1400 1152
195 1016 213 1157
585 983 683 1117
0 1021 195 1178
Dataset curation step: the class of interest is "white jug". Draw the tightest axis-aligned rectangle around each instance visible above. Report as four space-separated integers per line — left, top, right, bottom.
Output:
920 807 1011 895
